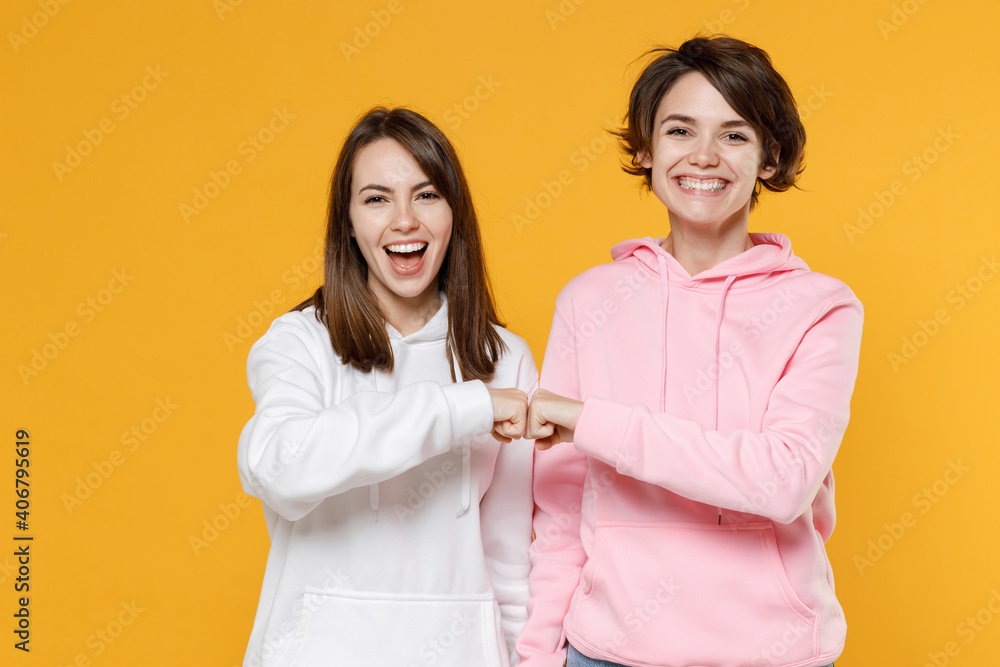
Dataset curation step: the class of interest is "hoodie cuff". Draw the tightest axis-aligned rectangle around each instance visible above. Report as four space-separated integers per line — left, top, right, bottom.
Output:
573 397 631 468
441 379 494 442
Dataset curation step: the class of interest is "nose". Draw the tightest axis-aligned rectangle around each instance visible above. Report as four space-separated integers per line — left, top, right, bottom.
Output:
390 200 419 232
689 134 719 168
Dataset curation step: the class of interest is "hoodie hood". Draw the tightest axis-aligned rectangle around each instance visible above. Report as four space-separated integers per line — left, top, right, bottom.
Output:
611 233 809 289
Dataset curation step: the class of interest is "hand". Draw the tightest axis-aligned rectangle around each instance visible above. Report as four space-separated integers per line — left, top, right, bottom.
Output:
488 388 529 443
526 389 582 450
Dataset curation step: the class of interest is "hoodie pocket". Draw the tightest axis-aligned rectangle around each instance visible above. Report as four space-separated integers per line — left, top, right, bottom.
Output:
277 590 505 667
568 521 819 666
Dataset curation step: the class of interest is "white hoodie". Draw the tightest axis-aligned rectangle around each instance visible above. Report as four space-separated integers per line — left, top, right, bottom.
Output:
237 300 537 666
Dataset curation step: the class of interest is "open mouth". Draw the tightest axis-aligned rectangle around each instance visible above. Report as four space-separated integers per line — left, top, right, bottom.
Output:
384 242 428 270
676 176 730 193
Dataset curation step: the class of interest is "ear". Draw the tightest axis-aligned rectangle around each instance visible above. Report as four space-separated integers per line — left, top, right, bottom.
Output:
638 149 653 170
757 149 778 181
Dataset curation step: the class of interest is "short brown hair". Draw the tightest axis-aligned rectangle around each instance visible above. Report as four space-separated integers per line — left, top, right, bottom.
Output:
615 35 806 209
295 107 506 382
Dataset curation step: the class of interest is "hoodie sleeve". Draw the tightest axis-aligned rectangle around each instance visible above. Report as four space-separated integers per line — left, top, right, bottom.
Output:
237 317 494 521
572 297 863 524
479 338 538 665
516 304 590 667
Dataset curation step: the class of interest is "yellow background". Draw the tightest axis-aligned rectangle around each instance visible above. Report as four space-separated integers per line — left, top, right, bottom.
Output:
3 0 998 665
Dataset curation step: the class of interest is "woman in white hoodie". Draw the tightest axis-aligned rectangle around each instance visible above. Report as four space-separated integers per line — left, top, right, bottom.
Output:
238 107 536 666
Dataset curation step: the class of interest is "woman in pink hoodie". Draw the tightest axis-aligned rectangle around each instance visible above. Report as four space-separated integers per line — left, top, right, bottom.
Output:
517 36 862 667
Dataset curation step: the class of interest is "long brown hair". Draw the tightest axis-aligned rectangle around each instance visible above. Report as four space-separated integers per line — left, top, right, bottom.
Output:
295 107 506 382
615 35 806 210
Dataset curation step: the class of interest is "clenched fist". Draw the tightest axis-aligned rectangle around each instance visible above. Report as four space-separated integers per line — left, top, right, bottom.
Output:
526 389 583 450
488 388 529 443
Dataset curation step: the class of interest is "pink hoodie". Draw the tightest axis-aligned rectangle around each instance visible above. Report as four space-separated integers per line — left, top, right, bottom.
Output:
517 234 863 667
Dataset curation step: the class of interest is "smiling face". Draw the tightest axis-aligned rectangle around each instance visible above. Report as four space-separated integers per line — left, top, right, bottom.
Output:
641 71 775 235
349 138 453 326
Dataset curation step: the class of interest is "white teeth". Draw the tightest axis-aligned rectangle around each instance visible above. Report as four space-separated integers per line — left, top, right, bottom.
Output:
385 242 427 253
678 177 727 192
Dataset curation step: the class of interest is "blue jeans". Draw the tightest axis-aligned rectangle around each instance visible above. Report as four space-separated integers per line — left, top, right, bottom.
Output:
566 644 834 667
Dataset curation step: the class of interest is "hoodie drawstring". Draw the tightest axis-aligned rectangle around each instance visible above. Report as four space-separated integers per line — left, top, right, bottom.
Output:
369 372 381 522
713 275 737 524
656 254 671 412
453 352 472 518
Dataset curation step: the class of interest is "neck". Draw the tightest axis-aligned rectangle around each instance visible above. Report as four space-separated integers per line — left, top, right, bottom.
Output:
376 283 443 337
662 210 753 275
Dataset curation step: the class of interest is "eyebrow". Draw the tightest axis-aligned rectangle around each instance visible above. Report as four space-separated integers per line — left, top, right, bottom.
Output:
357 180 434 195
660 114 752 130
